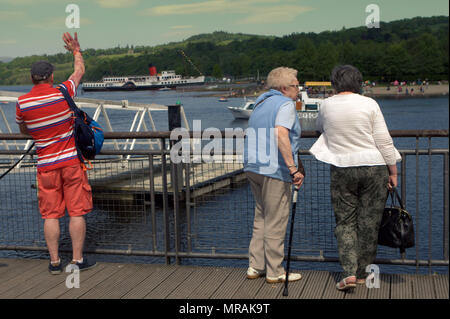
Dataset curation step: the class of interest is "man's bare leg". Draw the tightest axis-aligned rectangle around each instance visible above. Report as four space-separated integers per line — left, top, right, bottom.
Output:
69 216 86 261
44 219 60 263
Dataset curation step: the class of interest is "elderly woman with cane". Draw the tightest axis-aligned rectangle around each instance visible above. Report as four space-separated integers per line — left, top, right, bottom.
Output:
244 67 304 283
310 65 401 291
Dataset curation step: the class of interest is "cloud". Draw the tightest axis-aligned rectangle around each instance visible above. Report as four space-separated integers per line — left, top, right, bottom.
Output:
0 11 26 20
171 25 194 30
96 0 139 8
0 39 17 45
238 5 313 24
26 17 93 30
141 0 312 25
144 0 229 16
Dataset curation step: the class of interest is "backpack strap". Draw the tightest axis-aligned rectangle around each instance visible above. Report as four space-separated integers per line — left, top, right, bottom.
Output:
58 85 81 117
58 86 88 167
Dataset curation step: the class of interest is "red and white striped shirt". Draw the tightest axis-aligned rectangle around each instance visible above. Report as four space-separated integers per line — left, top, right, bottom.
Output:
16 80 80 172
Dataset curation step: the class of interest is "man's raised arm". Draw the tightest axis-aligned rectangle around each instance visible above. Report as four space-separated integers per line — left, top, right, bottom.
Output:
63 32 85 88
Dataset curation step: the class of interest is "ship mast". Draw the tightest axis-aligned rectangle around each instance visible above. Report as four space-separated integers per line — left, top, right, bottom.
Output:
179 50 203 76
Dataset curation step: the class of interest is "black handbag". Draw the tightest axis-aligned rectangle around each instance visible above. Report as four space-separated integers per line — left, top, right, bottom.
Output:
378 187 415 253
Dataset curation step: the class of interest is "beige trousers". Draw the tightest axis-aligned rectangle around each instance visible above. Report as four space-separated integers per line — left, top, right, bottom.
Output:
246 171 292 277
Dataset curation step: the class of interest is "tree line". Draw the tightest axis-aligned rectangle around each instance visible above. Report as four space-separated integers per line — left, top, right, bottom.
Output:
0 16 448 85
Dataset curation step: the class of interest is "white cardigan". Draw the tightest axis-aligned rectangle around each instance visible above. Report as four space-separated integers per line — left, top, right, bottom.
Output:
309 93 401 167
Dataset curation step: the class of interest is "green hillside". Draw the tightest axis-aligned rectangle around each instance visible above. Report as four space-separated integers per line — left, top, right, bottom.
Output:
0 16 448 85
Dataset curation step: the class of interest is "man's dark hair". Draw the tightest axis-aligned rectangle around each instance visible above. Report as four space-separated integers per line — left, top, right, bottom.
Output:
330 64 363 94
31 60 54 85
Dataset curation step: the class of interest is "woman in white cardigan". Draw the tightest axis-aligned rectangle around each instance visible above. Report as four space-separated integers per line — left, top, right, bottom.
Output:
310 65 401 291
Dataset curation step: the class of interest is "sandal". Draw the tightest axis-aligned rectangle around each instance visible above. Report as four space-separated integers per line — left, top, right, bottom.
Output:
336 276 356 291
356 278 366 285
357 272 375 285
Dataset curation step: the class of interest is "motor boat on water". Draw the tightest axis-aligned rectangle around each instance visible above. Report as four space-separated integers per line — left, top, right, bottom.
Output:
227 100 255 119
227 88 323 120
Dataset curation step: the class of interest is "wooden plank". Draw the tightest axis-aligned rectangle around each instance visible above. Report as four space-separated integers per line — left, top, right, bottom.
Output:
299 270 330 299
390 274 413 299
144 266 195 299
97 264 157 299
433 274 449 299
254 281 283 299
282 270 313 300
188 267 233 299
10 266 69 299
210 268 246 299
344 283 368 299
231 274 265 299
37 263 107 299
121 265 178 299
0 259 45 297
80 264 143 299
0 258 41 281
321 272 345 299
0 258 447 300
167 267 214 299
57 263 124 299
0 258 23 276
412 274 436 299
366 273 391 299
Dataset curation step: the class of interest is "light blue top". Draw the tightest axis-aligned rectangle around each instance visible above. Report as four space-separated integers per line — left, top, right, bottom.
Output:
244 89 302 182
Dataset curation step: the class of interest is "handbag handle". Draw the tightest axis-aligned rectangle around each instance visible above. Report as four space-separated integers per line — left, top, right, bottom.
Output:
388 187 405 210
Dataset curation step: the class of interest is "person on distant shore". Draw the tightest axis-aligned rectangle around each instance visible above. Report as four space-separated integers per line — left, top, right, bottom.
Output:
310 65 401 291
244 67 304 283
16 32 97 274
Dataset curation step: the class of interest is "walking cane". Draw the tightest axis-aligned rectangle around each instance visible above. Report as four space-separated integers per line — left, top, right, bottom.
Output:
283 186 299 297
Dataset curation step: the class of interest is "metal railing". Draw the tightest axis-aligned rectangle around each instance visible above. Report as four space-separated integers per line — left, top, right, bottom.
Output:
0 130 448 273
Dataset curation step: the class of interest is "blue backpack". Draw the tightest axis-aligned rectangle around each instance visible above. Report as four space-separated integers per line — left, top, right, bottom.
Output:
58 86 104 168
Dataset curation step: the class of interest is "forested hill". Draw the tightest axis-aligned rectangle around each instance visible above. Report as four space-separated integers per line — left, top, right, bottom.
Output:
0 16 448 85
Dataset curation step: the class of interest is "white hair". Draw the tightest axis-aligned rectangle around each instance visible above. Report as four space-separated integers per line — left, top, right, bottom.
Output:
266 67 298 90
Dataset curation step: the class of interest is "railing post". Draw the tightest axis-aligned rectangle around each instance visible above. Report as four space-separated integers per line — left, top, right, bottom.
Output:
168 104 184 190
161 138 171 265
400 152 406 260
148 154 157 253
415 137 420 272
444 152 449 261
185 162 192 253
168 105 182 265
428 138 432 274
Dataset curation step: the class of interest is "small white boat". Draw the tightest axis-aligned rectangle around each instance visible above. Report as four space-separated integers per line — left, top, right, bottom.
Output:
158 87 171 91
227 100 255 119
227 89 323 120
296 90 322 120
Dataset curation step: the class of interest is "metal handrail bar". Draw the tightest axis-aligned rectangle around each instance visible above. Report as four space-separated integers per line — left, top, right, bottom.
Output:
0 129 448 141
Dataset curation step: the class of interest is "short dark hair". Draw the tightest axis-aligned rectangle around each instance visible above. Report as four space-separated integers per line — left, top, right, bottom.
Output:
330 65 363 93
31 60 54 85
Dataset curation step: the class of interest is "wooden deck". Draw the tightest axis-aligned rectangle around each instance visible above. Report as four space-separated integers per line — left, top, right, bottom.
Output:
0 258 447 299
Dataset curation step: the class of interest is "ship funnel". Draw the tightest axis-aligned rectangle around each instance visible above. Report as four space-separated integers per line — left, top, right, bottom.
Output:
148 64 157 76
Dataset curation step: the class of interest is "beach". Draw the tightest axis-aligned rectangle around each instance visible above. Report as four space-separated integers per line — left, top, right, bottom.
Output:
362 84 449 98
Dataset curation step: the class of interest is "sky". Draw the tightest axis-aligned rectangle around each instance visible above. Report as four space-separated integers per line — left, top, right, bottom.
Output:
0 0 449 58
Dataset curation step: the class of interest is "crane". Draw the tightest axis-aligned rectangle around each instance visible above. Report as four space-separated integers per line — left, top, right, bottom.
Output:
179 50 203 76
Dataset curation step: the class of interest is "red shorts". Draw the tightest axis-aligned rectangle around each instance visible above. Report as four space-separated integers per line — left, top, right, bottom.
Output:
37 164 93 219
